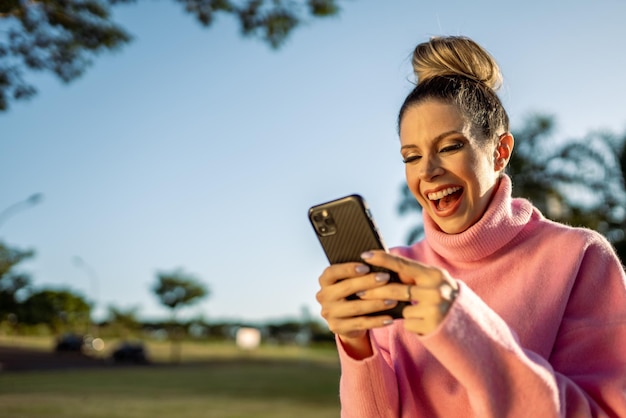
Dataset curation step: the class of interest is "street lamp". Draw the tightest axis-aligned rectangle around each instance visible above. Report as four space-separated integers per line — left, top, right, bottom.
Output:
0 193 44 232
72 256 100 339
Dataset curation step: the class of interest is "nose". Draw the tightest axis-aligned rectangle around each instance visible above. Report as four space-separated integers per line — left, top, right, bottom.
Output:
419 155 444 181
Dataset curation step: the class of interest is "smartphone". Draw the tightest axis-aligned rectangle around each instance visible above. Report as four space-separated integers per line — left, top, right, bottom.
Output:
308 194 409 319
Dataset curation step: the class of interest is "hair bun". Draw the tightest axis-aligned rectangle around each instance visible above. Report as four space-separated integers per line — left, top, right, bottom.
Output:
412 36 502 91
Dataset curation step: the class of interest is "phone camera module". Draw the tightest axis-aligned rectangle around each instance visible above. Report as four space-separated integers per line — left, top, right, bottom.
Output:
312 210 336 237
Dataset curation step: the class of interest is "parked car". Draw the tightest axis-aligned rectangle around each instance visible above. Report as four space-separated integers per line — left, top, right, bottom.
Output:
111 341 148 364
55 333 85 353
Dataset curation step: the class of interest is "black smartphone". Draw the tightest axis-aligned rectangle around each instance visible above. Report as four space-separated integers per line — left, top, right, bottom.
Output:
308 194 409 319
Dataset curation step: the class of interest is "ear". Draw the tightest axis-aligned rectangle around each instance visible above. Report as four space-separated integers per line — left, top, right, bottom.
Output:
494 132 514 171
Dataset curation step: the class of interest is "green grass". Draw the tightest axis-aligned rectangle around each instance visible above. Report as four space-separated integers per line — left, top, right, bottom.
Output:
0 338 342 418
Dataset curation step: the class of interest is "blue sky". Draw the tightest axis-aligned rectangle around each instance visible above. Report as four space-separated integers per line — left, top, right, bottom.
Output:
2 0 626 323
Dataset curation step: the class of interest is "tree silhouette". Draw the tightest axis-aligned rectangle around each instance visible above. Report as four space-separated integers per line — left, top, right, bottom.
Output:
0 0 340 111
20 288 91 334
152 268 209 362
597 128 626 264
508 115 625 241
397 180 424 246
153 269 208 314
397 114 626 265
0 241 34 321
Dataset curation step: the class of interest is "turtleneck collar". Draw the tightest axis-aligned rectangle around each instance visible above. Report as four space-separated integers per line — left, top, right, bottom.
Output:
422 175 535 262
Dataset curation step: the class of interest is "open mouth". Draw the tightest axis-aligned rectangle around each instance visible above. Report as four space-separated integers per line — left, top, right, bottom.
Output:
428 187 463 211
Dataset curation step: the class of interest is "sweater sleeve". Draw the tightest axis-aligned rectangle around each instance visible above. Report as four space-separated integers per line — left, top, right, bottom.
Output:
422 239 626 417
335 327 401 418
422 283 566 417
548 236 626 416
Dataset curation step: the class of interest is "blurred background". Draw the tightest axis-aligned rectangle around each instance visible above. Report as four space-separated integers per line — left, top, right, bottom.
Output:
1 0 625 349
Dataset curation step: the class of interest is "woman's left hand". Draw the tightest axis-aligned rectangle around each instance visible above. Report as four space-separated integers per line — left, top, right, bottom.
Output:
359 250 459 336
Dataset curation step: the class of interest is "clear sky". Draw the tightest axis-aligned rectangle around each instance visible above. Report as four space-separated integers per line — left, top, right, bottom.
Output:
2 0 626 324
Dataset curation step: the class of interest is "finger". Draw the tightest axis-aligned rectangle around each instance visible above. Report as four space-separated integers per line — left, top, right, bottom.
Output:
403 303 443 320
318 262 371 287
361 251 443 287
321 298 399 321
408 285 442 303
317 271 393 305
403 304 444 335
357 282 440 303
326 314 394 337
403 287 457 318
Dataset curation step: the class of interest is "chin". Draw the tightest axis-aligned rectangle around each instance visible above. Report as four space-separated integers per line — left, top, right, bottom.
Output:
438 224 467 235
433 216 473 235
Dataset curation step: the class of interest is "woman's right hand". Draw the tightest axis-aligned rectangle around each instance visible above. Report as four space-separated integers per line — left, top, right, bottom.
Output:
316 262 398 359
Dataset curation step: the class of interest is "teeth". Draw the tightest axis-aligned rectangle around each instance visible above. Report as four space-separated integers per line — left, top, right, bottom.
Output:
428 187 461 201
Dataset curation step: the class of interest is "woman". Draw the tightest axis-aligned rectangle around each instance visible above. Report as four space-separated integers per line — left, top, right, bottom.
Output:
316 36 626 417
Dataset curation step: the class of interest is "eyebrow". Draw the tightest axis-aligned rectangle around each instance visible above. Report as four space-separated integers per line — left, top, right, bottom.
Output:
400 130 463 151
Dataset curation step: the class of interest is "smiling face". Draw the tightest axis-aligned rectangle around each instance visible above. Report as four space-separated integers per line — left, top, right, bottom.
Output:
400 100 512 234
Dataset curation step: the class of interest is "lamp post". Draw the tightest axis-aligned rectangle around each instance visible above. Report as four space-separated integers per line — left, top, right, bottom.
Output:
0 193 44 233
72 256 100 338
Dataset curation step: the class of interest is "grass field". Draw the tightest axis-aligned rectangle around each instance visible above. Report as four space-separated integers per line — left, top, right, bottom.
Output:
0 337 342 418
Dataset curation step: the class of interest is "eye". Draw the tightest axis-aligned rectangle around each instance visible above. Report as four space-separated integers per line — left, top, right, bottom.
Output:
440 142 464 153
402 154 421 164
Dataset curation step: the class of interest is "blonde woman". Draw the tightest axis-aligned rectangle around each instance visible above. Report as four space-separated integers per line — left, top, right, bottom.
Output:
316 36 626 417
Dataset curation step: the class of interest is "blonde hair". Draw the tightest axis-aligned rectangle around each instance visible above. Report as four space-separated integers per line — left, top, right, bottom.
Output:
398 36 509 143
412 36 502 91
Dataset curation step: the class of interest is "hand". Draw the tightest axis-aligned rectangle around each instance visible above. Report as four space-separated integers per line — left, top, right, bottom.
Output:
358 250 459 336
316 262 398 344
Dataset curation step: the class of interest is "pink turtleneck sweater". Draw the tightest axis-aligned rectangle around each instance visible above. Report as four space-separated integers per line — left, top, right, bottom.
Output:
336 176 626 417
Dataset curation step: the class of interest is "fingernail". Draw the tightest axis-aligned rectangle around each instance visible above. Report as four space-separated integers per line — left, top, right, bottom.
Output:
383 319 394 325
355 264 370 274
383 299 395 306
355 291 365 297
360 251 373 259
375 273 390 283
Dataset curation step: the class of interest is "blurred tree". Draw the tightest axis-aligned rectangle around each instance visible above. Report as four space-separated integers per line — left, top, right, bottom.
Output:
106 304 141 336
507 115 625 242
0 0 341 111
20 288 91 334
152 268 209 361
599 128 626 264
397 114 626 265
397 180 424 246
152 268 209 315
0 241 34 321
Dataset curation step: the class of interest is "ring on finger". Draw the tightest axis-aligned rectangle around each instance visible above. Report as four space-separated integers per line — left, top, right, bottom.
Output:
439 282 458 303
406 285 413 301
